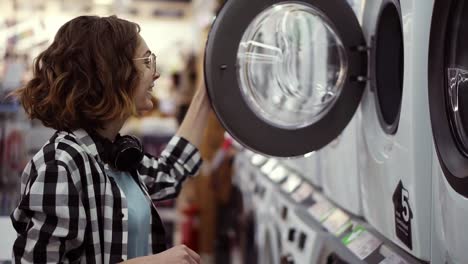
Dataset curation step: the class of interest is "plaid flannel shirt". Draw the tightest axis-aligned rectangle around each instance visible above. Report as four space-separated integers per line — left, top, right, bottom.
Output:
10 129 202 263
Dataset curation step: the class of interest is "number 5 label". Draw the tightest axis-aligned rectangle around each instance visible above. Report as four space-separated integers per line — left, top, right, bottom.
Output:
393 180 413 249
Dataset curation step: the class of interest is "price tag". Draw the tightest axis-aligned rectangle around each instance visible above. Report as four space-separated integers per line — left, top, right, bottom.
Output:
342 226 382 260
291 183 314 203
307 196 335 222
260 158 279 174
281 173 302 193
322 209 351 236
251 154 267 166
269 165 288 182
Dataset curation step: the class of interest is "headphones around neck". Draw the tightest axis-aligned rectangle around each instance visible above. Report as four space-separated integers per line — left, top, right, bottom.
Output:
90 131 144 171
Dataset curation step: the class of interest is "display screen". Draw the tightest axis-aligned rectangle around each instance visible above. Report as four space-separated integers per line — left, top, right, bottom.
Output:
281 173 302 193
269 165 288 182
251 153 268 166
260 158 279 174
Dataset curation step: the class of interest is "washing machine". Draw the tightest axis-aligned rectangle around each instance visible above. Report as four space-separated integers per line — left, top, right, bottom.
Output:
321 112 363 216
233 151 270 264
280 178 359 264
234 151 267 196
281 152 323 188
232 151 257 212
269 166 313 262
358 0 434 260
204 0 431 261
318 0 365 219
428 0 468 263
258 155 320 263
251 157 284 264
270 162 350 264
280 207 329 264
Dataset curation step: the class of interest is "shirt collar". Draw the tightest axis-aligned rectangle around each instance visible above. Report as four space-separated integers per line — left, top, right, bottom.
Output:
64 128 107 163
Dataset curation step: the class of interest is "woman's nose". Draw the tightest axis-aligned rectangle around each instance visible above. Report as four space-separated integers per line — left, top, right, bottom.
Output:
153 71 160 81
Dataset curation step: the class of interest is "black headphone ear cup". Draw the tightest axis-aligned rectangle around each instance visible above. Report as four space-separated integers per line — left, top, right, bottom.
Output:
112 135 144 171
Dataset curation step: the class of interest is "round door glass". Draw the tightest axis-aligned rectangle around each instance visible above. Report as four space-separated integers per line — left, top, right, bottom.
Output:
447 67 468 153
446 1 468 155
237 3 348 129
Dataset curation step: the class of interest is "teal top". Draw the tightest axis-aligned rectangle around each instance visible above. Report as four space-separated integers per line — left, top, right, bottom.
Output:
107 168 151 259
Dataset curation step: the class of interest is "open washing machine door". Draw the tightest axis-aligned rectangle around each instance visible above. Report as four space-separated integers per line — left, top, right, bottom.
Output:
429 0 468 262
204 0 367 157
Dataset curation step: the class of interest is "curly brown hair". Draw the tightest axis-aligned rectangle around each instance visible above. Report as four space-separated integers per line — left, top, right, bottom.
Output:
13 15 141 131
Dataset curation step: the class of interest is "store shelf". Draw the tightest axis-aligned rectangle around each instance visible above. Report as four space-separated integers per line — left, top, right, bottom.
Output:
234 151 427 264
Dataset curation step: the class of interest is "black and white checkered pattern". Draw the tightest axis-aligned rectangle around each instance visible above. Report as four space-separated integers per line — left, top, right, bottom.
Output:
10 129 202 263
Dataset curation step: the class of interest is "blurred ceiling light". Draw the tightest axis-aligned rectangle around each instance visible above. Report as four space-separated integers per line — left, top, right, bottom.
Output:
94 0 113 5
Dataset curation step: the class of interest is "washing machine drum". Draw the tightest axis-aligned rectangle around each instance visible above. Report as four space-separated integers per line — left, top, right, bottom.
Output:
205 0 367 157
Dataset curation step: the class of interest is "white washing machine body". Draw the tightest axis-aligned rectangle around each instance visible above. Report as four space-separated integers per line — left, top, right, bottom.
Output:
270 179 305 262
318 0 365 219
430 154 468 264
251 158 283 264
358 0 434 260
254 160 307 263
232 152 250 191
257 221 282 264
281 152 322 188
431 155 468 264
232 151 258 212
281 207 327 264
321 112 362 216
269 171 335 264
428 0 468 262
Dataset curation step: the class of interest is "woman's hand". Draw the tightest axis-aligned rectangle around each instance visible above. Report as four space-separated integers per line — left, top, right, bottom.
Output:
121 245 201 264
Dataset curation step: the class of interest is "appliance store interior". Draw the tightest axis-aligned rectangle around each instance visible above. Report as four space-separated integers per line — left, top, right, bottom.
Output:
0 0 467 263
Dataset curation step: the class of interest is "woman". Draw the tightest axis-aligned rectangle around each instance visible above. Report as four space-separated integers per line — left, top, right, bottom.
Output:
10 15 210 263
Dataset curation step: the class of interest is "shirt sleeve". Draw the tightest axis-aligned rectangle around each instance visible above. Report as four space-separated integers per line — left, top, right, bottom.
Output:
137 136 202 201
11 162 85 263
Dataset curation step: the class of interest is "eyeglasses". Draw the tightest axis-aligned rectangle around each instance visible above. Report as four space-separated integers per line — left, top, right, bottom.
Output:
133 53 157 75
